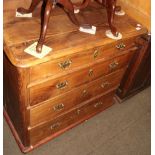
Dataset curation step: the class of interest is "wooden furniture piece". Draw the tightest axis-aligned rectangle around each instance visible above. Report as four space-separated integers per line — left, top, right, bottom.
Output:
4 0 147 153
17 0 120 53
115 34 151 102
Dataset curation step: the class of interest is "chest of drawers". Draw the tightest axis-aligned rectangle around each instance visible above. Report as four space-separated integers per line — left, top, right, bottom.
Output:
3 0 147 153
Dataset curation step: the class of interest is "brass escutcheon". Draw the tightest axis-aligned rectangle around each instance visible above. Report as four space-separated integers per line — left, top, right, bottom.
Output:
101 81 111 88
59 60 72 69
56 81 68 89
82 89 88 96
77 109 81 115
89 69 93 77
50 122 61 130
53 103 64 111
93 49 99 59
109 61 119 70
94 101 103 108
116 43 126 50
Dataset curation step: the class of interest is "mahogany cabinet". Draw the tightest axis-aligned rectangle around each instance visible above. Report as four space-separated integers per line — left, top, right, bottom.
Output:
3 0 147 153
115 35 151 102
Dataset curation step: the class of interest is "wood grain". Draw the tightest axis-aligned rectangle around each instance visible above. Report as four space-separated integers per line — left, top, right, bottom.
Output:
29 38 136 82
29 51 134 105
29 68 126 126
29 90 115 145
3 55 30 146
4 0 147 67
4 0 147 152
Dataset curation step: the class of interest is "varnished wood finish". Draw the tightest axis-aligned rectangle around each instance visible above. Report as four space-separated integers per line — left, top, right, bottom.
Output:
3 110 32 153
115 35 151 102
29 51 135 105
3 55 30 146
4 0 147 153
17 0 120 52
29 68 126 126
29 90 115 145
4 1 147 68
30 39 137 82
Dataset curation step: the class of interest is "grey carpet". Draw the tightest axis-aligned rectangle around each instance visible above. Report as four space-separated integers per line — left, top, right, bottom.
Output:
3 87 151 155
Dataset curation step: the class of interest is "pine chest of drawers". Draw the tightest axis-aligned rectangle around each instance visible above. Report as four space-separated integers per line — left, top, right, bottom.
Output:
3 0 147 153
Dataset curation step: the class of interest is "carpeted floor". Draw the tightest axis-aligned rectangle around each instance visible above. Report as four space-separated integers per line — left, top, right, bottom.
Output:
3 87 151 155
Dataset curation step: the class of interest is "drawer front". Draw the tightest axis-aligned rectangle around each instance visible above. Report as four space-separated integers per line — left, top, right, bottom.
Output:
30 51 134 105
29 90 115 145
30 39 136 82
29 68 125 126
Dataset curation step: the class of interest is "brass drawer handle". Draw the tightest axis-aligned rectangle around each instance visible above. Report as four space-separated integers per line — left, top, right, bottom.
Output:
94 101 103 108
93 49 99 59
50 122 61 130
59 60 72 69
116 43 126 50
101 81 111 88
56 81 68 89
89 69 93 77
109 61 119 70
53 103 64 111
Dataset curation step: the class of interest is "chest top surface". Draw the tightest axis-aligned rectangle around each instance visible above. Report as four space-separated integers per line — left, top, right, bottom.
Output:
4 0 147 68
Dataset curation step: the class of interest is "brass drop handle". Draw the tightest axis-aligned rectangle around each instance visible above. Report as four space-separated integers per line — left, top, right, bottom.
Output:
94 101 103 108
50 122 61 130
109 61 119 70
93 49 99 59
56 81 68 89
116 43 126 50
89 69 93 77
53 103 64 111
101 81 111 88
59 60 72 69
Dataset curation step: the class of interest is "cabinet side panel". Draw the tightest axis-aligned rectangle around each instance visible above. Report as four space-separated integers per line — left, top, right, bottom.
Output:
116 36 151 100
4 54 30 146
130 40 151 89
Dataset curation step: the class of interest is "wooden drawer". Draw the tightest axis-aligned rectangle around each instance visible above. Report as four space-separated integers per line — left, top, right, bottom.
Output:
30 39 136 82
29 51 134 105
29 90 115 145
29 68 125 126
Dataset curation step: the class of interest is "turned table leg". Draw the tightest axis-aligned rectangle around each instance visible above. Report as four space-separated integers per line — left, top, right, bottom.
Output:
37 0 81 53
17 0 42 14
59 0 80 26
106 0 118 36
115 5 122 12
36 0 52 53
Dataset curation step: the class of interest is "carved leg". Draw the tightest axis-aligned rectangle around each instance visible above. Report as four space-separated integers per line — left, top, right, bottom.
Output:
59 0 80 26
36 0 52 53
17 0 42 14
106 0 118 36
73 0 90 10
115 5 121 12
41 0 47 27
114 0 121 11
102 0 106 6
